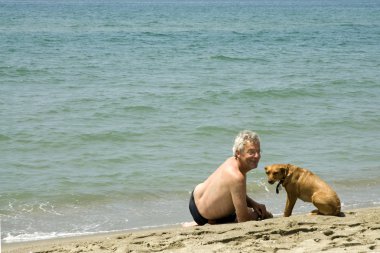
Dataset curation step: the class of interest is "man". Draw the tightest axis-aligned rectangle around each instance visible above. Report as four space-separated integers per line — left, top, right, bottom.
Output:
186 130 272 226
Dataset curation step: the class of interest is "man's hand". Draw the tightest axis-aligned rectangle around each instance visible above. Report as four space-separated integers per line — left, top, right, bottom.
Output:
246 196 272 219
253 202 267 218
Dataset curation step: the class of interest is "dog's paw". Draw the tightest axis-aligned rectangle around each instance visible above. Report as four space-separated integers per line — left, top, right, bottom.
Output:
308 209 320 215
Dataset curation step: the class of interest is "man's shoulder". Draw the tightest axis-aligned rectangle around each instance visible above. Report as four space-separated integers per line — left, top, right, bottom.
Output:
223 160 245 182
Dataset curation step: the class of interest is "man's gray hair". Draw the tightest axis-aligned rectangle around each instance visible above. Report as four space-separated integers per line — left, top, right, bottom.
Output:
232 130 260 156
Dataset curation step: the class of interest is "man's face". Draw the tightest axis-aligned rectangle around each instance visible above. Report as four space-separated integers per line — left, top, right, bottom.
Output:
239 141 261 170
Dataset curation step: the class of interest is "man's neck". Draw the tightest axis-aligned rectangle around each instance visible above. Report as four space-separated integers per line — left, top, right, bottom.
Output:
234 157 251 175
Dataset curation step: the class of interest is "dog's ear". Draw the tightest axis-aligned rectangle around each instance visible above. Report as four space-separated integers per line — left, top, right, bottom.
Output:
286 164 295 170
281 166 289 176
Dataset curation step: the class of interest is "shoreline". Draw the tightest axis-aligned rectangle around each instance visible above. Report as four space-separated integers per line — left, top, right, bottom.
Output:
3 206 380 253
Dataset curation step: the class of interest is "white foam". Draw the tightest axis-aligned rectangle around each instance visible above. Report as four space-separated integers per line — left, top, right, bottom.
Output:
2 223 181 243
3 231 94 243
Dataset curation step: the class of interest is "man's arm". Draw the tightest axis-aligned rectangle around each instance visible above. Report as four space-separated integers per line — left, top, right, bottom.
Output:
246 195 269 218
246 195 258 208
230 177 253 222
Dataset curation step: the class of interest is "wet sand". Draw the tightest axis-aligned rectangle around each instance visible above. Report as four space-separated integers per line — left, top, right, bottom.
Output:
3 207 380 253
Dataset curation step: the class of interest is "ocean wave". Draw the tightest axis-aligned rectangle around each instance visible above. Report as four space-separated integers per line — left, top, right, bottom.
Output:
247 177 271 193
231 87 320 100
184 87 322 110
189 82 376 105
333 176 380 188
194 126 235 136
141 31 174 38
0 134 11 141
123 105 157 113
2 231 100 243
2 222 181 243
1 199 63 217
78 130 143 142
0 66 49 78
211 55 269 63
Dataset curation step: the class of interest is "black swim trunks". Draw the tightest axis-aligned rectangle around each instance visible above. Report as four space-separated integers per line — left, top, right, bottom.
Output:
189 191 208 225
189 191 237 225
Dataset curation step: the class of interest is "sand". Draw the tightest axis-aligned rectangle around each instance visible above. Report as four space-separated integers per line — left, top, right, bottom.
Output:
3 207 380 253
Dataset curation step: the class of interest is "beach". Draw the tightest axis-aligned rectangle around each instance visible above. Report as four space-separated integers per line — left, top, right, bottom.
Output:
3 206 380 253
1 0 380 244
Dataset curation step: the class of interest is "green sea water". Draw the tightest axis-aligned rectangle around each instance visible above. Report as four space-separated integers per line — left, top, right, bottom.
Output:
1 0 380 242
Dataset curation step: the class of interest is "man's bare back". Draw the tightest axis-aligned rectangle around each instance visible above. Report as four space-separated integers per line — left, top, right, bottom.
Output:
194 157 242 220
187 130 273 226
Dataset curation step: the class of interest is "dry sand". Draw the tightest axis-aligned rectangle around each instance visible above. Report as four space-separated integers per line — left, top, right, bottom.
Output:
3 207 380 253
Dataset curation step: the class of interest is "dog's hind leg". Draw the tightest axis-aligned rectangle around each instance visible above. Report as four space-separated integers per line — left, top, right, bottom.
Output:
308 209 321 215
311 192 339 216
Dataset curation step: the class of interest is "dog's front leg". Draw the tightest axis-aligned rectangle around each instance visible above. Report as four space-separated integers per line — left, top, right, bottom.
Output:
284 194 297 217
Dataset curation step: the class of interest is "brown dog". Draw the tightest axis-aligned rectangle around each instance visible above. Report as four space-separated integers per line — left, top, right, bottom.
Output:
264 164 341 217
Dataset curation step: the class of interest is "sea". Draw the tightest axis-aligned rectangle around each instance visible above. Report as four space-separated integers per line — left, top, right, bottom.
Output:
1 0 379 244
